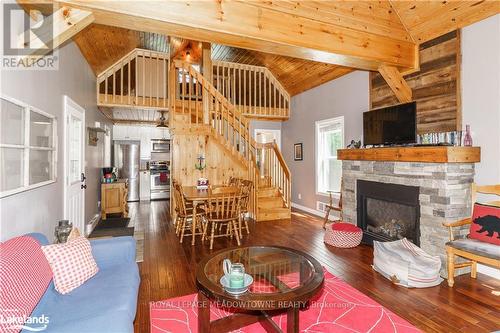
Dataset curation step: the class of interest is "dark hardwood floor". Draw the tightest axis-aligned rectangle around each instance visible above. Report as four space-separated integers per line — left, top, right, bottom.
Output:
131 200 500 333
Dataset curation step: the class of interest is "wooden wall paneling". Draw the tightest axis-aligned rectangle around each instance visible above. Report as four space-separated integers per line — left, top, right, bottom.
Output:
370 30 462 134
171 133 247 187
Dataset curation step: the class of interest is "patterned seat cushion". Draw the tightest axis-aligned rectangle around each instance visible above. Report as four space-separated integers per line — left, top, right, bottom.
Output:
446 238 500 260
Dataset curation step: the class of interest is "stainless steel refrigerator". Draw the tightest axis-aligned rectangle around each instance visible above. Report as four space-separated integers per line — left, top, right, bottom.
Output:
113 140 140 201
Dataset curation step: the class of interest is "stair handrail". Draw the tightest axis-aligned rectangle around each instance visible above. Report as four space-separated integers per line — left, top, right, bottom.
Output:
257 141 291 209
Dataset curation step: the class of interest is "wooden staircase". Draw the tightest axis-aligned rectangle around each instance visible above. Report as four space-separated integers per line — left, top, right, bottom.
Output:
255 142 291 221
257 186 291 221
94 49 291 221
171 61 291 222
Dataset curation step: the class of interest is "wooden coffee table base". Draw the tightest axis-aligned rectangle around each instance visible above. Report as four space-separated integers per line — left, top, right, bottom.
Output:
197 291 299 333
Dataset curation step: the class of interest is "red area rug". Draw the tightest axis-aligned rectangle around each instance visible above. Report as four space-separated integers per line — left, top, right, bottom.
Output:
150 268 421 332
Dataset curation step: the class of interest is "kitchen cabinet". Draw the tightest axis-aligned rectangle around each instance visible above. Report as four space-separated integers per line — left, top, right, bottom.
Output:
139 127 151 159
140 170 150 201
113 125 171 159
152 127 170 139
113 125 141 140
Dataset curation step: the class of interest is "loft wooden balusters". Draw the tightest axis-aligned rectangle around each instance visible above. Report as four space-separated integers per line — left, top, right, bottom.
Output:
212 61 290 120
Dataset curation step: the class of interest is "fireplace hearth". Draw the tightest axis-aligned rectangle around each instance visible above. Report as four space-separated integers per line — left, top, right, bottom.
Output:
357 180 420 246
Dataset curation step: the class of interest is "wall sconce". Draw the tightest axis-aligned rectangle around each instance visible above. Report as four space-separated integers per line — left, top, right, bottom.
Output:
195 154 206 171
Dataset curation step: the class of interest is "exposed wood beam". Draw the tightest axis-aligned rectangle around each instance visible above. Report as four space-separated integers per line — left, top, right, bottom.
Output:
19 5 93 58
378 64 412 103
47 0 416 71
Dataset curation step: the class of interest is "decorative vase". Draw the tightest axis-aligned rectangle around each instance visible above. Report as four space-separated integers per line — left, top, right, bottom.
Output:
55 220 73 243
463 125 473 147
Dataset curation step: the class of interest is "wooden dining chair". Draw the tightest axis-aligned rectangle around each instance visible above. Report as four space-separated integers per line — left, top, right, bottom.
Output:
239 179 253 237
173 182 206 243
227 176 241 187
205 187 242 249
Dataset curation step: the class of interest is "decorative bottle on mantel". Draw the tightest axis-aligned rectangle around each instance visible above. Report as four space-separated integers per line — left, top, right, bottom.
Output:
463 125 473 147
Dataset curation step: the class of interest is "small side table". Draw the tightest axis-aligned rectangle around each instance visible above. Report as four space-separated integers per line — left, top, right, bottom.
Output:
101 180 128 220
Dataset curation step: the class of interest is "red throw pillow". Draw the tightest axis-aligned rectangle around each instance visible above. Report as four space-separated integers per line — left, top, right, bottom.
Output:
0 236 52 333
469 203 500 245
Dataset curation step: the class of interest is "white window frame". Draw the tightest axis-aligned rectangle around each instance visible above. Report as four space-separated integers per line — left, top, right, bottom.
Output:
315 116 344 197
0 95 57 198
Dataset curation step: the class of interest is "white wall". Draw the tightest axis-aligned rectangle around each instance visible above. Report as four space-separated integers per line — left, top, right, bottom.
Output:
461 14 500 279
282 71 369 211
462 14 500 185
0 23 111 240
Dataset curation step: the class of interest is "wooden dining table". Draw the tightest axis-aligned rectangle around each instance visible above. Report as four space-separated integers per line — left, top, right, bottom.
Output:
182 186 239 246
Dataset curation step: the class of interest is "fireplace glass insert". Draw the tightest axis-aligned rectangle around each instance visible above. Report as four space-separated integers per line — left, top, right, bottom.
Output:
357 180 420 245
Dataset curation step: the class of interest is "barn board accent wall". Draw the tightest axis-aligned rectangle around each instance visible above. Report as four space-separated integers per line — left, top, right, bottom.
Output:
370 30 461 134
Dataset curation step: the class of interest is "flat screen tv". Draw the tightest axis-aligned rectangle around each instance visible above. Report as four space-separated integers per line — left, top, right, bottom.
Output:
363 101 417 146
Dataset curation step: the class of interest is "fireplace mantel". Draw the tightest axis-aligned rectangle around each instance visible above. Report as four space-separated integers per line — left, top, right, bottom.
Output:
338 146 480 163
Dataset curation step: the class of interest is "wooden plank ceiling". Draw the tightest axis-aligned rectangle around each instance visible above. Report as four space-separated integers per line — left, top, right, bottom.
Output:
64 0 498 97
73 24 168 75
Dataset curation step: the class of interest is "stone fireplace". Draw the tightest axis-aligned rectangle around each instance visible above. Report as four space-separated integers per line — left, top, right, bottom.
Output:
341 156 477 277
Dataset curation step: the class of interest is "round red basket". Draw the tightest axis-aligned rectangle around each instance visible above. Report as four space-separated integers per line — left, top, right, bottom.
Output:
324 222 363 248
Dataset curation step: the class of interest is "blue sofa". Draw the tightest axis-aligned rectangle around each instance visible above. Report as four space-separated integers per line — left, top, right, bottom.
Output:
23 233 140 333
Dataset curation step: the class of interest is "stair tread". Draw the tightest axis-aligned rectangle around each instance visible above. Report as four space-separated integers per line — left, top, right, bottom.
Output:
258 197 283 202
259 207 290 212
257 207 291 221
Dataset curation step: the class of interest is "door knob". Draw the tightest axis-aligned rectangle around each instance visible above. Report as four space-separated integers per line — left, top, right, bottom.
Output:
81 184 87 189
81 173 87 182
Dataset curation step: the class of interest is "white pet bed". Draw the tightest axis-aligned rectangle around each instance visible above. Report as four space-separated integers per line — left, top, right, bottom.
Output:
373 238 443 288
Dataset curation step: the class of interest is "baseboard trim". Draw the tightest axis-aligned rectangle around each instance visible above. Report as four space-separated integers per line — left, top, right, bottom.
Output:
291 202 339 221
478 264 500 279
85 214 100 236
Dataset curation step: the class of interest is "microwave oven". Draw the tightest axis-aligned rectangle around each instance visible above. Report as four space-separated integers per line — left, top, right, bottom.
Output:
151 139 170 153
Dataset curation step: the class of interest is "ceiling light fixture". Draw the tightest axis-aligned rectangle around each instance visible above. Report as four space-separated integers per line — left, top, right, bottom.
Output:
156 110 168 128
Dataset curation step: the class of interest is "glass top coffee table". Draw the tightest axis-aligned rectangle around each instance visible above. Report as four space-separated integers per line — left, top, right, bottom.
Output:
196 246 324 333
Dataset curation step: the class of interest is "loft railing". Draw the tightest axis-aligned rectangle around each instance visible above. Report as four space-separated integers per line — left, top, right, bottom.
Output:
212 61 290 119
96 48 169 109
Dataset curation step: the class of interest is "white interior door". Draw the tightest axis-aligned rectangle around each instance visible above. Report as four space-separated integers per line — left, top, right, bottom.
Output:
254 129 281 149
254 129 281 176
63 96 86 234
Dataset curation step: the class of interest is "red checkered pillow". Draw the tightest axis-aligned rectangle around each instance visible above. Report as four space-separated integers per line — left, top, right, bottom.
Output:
41 236 98 294
0 236 53 333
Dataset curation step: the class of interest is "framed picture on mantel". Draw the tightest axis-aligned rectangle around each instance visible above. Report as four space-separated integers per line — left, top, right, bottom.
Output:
294 143 303 161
